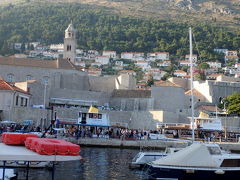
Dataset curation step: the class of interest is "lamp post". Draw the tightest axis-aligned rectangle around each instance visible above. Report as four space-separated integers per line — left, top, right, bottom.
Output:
222 101 227 140
43 82 47 109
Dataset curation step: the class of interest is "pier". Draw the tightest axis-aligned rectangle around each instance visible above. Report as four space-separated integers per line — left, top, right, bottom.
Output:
67 137 240 152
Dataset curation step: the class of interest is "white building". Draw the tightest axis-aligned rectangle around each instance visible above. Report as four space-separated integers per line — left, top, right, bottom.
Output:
14 43 22 51
147 69 167 80
225 50 239 63
134 60 150 71
174 70 187 77
113 65 123 71
118 70 136 76
147 52 169 61
91 62 102 67
74 61 86 67
50 44 64 51
214 49 228 54
29 50 43 58
155 52 169 60
179 60 196 67
206 74 222 80
121 52 144 60
157 60 171 67
102 50 117 59
115 61 123 66
95 56 110 65
235 63 240 70
0 79 31 113
42 51 59 59
206 62 222 69
185 54 197 62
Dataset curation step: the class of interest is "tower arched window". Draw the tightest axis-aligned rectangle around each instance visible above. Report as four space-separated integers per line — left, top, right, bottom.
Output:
7 74 14 82
67 45 72 51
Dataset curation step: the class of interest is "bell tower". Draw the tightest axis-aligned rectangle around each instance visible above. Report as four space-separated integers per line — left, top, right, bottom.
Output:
63 22 76 64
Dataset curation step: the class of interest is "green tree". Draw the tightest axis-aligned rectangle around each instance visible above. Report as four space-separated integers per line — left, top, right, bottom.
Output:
227 59 237 67
223 93 240 116
198 62 210 70
147 75 154 87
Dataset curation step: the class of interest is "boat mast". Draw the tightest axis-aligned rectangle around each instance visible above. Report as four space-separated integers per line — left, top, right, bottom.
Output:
189 27 195 141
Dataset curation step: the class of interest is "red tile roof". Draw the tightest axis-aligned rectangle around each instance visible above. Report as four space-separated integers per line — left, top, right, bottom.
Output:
185 89 204 97
0 57 78 70
0 79 29 94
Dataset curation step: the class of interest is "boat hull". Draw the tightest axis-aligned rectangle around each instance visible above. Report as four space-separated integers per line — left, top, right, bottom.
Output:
148 166 240 180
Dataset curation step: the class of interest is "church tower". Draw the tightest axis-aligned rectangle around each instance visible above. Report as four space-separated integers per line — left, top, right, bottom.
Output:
63 22 76 64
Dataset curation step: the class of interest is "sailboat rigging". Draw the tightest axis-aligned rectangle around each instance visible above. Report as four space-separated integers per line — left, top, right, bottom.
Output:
189 27 195 142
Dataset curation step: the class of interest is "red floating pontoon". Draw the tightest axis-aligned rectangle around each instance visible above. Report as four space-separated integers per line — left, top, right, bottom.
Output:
25 137 80 156
2 133 38 145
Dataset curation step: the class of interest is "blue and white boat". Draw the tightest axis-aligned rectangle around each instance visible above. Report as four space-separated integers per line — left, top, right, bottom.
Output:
148 143 240 180
130 148 181 168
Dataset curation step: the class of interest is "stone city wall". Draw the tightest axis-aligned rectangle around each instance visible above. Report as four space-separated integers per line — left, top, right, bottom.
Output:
89 76 116 93
50 89 111 106
151 86 185 112
10 107 50 127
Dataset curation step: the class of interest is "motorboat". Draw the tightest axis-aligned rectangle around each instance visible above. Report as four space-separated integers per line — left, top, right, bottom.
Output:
148 143 240 180
130 147 181 168
0 168 16 180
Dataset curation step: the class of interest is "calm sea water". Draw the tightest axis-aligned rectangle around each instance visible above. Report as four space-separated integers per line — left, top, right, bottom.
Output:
15 147 148 180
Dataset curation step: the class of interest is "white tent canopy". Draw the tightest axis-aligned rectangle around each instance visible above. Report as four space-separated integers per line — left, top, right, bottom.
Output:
0 143 81 162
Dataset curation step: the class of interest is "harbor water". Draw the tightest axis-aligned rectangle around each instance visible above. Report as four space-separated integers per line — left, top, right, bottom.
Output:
15 147 148 180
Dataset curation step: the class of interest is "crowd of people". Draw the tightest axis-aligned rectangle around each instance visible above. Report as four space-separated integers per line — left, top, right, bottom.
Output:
0 122 239 142
0 123 41 134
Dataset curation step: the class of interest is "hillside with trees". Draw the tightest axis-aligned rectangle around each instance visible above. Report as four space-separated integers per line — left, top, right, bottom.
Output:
0 1 239 61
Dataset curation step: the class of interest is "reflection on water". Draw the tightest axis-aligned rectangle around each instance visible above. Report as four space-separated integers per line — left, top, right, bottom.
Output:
16 147 147 180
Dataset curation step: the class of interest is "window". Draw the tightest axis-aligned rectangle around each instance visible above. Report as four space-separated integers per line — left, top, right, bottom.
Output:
20 97 24 106
207 147 221 155
67 45 71 51
89 113 93 118
43 76 49 85
7 74 14 82
98 114 102 119
25 99 28 107
221 159 240 167
15 96 19 106
93 114 98 119
26 75 32 81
